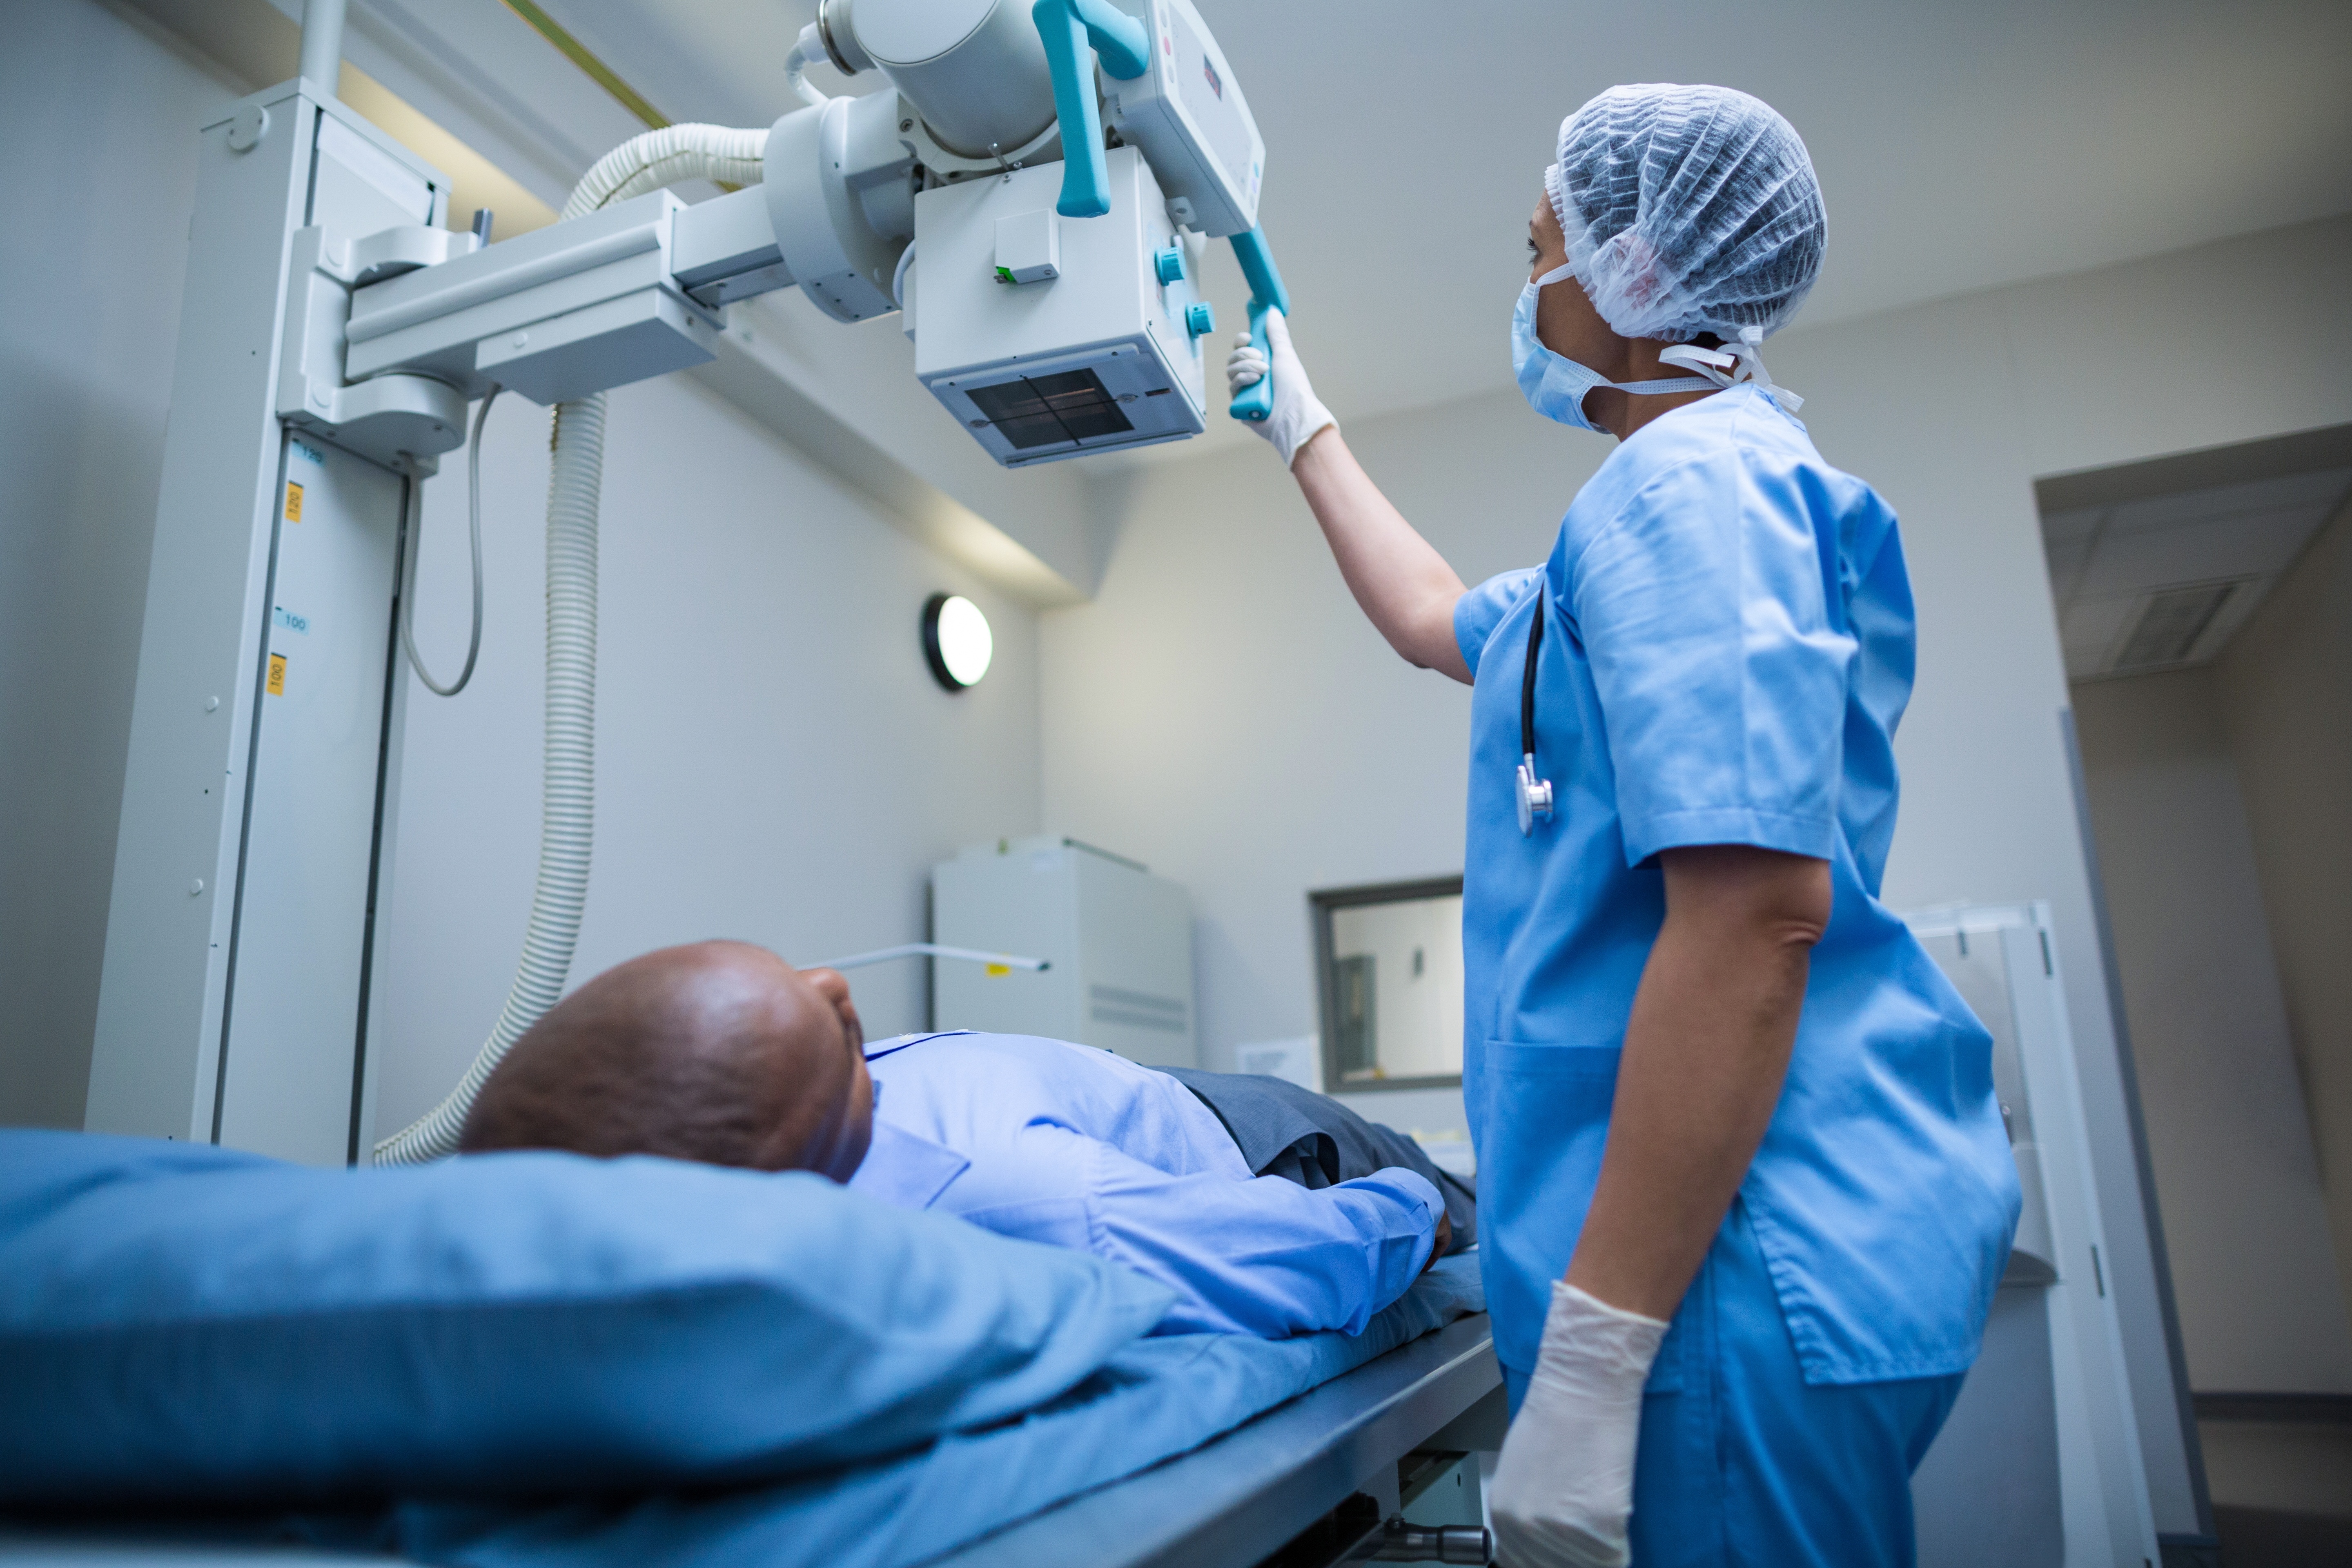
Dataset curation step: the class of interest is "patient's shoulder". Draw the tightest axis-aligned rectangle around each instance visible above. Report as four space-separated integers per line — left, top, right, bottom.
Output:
866 1033 1173 1118
871 1030 1137 1077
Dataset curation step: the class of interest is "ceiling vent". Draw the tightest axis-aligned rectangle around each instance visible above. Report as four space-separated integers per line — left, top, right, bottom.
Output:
2109 579 2251 673
2040 464 2351 682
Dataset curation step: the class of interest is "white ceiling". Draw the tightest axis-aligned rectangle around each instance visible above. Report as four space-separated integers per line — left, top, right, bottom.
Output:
2043 467 2350 680
310 0 2350 460
492 0 2352 433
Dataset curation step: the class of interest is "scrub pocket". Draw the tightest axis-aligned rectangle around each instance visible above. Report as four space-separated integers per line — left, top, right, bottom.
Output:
1628 1200 1965 1568
1477 1040 1622 1379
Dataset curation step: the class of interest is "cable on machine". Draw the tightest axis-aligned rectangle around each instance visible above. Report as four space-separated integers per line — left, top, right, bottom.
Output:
397 385 499 697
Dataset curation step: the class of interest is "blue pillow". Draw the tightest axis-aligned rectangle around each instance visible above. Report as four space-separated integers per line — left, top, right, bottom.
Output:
0 1131 1172 1503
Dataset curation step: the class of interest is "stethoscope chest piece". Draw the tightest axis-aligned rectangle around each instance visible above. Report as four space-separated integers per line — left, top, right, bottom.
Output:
1515 594 1555 837
1517 755 1554 836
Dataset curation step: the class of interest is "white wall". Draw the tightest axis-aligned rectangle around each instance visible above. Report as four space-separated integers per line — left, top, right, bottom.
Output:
1045 396 1609 1074
0 0 1045 1141
374 374 1040 1141
2217 496 2352 1325
0 0 241 1128
1042 212 2352 1534
2073 666 2352 1392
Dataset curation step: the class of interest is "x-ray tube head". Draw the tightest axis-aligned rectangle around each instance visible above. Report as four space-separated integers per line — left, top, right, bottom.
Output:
851 0 1059 159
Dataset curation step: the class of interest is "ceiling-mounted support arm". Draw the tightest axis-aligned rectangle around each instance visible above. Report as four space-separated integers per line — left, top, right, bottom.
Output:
1228 226 1290 423
1032 0 1151 219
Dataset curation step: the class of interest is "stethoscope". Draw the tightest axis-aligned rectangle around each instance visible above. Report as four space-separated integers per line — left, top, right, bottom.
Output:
1515 598 1555 836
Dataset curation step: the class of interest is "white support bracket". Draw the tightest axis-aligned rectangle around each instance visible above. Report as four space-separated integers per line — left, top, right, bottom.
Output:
277 224 474 472
342 191 725 408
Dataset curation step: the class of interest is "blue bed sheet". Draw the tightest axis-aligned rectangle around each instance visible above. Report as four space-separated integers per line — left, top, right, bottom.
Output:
329 1255 1487 1568
1 1132 1176 1505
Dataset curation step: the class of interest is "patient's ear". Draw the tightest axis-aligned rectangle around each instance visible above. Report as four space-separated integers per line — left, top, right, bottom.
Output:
800 967 863 1053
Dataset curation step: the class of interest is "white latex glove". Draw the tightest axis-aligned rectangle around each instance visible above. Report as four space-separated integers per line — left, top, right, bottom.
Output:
1223 307 1336 468
1488 1281 1670 1568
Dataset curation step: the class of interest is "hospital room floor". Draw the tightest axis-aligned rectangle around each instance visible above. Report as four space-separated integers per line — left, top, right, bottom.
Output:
2197 1417 2352 1566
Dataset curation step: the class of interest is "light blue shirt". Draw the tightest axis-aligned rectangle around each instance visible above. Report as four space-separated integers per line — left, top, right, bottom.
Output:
846 1032 1443 1338
1454 386 2019 1386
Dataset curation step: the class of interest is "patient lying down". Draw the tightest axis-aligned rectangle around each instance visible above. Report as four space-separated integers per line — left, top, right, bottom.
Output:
459 941 1470 1338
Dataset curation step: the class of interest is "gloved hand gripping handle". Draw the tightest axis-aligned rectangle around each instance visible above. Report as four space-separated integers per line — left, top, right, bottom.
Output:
1029 2 1290 423
1228 227 1289 423
1031 0 1150 218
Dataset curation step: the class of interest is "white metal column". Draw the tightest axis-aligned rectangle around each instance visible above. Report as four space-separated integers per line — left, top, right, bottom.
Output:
85 80 447 1165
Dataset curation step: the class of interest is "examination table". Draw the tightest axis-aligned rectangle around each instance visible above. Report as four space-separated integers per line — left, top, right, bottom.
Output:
0 1132 1499 1568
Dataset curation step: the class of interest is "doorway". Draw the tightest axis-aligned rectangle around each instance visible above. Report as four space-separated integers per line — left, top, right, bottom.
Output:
2040 423 2352 1563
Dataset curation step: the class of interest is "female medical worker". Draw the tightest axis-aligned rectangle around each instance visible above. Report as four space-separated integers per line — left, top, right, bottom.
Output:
1228 86 2019 1567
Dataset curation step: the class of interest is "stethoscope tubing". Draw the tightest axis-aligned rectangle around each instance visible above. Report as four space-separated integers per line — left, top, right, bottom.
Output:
1515 593 1556 835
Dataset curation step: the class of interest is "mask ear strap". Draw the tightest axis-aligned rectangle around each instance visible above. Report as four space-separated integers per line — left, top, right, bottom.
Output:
1661 329 1805 413
1657 343 1737 385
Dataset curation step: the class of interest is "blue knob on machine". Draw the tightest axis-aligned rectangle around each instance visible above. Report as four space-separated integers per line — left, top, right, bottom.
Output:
1154 243 1185 285
1185 302 1215 337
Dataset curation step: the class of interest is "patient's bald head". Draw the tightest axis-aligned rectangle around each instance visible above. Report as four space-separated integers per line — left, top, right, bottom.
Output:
458 941 872 1179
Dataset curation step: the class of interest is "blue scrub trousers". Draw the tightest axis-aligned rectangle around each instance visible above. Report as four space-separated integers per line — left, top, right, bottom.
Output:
1503 1201 1965 1568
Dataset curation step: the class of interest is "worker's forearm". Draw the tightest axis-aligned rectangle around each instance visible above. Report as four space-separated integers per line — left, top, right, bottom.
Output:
1289 430 1470 681
1564 873 1820 1320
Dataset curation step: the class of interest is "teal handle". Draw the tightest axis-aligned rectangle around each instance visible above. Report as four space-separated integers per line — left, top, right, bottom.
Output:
1232 300 1274 422
1227 228 1289 424
1032 0 1150 221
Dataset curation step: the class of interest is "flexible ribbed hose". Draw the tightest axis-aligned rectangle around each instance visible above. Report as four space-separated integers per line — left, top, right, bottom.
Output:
373 396 602 1164
374 126 765 1165
561 125 767 221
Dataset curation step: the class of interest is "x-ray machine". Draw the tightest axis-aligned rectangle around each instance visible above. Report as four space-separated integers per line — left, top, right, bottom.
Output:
85 0 1287 1167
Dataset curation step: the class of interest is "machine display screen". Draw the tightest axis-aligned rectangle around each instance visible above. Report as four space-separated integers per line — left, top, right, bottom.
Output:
966 369 1135 450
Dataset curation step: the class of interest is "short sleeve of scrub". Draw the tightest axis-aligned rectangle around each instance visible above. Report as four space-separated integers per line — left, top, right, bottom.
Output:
1572 451 1854 868
1454 568 1543 676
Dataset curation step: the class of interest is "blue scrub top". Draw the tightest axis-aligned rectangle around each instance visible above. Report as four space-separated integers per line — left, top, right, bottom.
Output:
1455 385 2019 1387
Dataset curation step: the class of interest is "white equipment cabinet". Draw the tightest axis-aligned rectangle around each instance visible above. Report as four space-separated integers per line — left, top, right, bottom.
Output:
931 836 1196 1067
1905 902 2165 1568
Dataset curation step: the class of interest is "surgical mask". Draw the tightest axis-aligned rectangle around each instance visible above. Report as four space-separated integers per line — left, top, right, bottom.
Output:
1512 264 1714 432
1511 265 1805 429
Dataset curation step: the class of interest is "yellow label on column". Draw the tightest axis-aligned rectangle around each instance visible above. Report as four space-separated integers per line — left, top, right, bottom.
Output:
984 962 1012 978
266 653 287 695
284 481 304 523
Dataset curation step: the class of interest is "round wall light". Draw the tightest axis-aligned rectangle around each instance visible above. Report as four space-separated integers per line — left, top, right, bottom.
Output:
922 592 993 692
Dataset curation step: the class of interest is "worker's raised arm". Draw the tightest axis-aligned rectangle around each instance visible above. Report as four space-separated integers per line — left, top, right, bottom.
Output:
1228 314 1472 682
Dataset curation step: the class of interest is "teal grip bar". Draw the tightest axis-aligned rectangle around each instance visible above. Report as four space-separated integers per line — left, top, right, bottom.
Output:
1229 228 1290 316
1228 228 1288 423
1071 0 1149 76
1032 0 1150 220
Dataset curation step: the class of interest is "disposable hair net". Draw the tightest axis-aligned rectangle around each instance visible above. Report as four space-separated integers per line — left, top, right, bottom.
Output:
1545 84 1826 345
